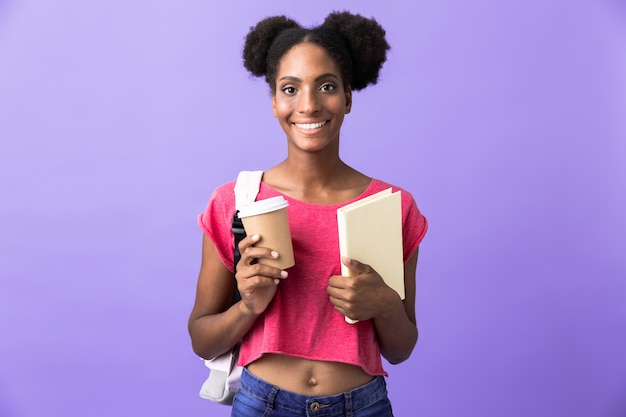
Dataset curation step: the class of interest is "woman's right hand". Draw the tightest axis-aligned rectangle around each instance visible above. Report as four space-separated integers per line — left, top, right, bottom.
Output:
235 234 288 315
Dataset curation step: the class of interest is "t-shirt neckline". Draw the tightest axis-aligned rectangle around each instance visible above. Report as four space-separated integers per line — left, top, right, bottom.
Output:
259 179 379 210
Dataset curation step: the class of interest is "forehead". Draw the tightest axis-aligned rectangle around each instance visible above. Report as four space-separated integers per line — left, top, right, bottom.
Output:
276 42 342 80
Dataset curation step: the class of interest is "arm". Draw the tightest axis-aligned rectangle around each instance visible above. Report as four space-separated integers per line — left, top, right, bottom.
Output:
188 233 287 359
374 247 419 363
327 247 420 364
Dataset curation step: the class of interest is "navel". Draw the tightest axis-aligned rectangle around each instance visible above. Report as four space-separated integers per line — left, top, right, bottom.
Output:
308 377 318 387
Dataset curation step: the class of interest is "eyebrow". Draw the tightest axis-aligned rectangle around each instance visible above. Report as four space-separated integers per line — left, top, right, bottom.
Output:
278 73 340 83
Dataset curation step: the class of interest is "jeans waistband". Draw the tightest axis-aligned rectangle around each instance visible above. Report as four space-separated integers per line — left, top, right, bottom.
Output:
239 367 388 415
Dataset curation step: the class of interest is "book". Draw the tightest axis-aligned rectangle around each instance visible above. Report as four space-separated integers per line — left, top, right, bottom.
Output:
337 188 405 301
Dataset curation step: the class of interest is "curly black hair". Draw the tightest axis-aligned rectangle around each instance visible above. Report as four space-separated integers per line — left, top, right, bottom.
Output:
242 11 390 93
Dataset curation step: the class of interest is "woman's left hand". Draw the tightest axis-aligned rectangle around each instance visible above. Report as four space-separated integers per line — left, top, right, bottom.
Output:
327 257 399 322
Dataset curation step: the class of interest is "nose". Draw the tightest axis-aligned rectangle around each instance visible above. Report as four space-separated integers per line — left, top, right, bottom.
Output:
298 88 320 114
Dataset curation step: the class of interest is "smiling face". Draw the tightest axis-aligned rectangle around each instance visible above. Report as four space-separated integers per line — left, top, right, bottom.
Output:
272 42 352 155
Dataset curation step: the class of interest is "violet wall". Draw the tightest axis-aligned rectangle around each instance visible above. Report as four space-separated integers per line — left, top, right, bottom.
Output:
1 1 625 416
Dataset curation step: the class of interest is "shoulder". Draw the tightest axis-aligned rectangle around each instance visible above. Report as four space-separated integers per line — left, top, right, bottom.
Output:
208 180 237 204
369 178 427 230
213 179 237 195
369 179 416 205
369 179 428 252
199 180 237 224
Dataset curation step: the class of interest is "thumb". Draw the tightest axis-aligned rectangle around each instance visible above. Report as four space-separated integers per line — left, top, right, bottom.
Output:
341 256 371 274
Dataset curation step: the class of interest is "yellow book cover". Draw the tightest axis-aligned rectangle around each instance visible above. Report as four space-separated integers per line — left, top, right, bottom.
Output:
337 188 405 300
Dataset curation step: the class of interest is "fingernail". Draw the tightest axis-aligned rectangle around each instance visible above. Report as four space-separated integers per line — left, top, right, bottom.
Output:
274 279 280 285
280 271 288 278
271 251 279 258
252 234 260 241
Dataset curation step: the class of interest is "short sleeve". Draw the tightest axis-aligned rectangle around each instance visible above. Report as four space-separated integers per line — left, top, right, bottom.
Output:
401 190 428 263
197 181 237 272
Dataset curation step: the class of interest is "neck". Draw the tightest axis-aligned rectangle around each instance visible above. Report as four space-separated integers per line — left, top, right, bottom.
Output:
283 150 347 185
263 146 370 205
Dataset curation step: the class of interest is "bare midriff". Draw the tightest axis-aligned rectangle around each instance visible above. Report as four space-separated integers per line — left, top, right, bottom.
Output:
246 354 375 396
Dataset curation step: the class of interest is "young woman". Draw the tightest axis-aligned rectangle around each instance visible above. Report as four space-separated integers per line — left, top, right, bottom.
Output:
189 11 428 416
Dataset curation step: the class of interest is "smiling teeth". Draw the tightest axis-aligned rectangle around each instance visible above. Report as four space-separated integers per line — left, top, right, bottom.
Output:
296 121 327 130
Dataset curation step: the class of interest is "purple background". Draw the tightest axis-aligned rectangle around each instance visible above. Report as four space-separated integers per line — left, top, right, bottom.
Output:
1 1 625 416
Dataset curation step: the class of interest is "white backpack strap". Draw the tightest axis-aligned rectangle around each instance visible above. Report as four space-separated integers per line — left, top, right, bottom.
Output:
234 171 263 211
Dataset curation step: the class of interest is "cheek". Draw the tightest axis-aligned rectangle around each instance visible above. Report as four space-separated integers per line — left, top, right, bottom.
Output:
330 96 347 113
273 100 292 118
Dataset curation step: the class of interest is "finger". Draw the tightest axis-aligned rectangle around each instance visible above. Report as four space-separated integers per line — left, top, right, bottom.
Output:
326 282 344 298
327 293 344 309
238 234 283 266
241 273 283 289
328 296 356 321
238 272 287 298
237 233 260 255
327 274 349 290
242 246 281 263
239 261 288 278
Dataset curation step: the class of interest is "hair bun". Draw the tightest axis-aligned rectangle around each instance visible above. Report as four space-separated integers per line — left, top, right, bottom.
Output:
243 16 301 77
322 11 390 90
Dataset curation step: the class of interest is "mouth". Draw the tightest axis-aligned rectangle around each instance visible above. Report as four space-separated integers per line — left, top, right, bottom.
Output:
294 121 328 131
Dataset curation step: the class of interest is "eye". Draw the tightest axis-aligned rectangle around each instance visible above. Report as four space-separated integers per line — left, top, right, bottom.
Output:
320 83 336 92
281 86 297 95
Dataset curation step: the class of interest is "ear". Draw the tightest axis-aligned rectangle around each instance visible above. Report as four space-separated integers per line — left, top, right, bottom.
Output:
272 93 278 117
344 86 352 114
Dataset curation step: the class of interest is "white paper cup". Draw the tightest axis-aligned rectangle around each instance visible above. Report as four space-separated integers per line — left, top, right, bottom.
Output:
238 196 295 269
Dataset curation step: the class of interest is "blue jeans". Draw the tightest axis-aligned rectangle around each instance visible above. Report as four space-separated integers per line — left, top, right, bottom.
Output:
231 368 394 417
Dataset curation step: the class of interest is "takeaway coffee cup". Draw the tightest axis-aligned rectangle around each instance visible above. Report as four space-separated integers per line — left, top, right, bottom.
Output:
237 196 295 269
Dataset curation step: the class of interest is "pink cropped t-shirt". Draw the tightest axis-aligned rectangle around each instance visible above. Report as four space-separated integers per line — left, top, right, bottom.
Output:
198 178 428 376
